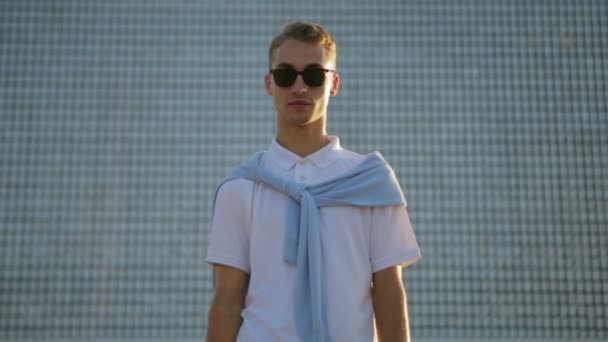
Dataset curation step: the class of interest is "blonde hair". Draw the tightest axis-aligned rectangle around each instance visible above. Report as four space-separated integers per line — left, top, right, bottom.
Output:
268 21 337 68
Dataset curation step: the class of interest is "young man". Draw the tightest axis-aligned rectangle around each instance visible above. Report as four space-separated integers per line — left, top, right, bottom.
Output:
206 22 421 342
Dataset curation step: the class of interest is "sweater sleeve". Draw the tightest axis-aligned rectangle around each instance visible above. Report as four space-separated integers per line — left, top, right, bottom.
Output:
206 179 254 273
369 204 421 273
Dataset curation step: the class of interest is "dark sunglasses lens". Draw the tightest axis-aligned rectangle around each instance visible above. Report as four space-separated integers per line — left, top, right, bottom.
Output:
273 69 297 87
302 69 326 87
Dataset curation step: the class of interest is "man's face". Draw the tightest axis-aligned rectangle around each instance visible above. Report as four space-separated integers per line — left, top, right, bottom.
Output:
265 39 340 128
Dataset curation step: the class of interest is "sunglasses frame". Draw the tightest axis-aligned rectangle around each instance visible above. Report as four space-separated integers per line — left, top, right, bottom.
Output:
269 68 335 88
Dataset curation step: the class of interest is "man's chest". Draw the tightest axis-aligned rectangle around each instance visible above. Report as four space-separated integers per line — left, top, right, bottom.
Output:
248 186 373 273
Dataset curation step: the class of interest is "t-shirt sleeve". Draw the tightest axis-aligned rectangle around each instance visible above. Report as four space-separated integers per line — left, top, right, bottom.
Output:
205 179 253 273
370 204 421 273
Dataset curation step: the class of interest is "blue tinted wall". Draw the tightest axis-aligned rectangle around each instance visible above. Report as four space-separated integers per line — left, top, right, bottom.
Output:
1 0 606 340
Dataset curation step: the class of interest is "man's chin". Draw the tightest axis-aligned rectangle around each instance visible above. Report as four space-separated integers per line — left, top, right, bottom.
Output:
289 118 315 127
286 111 315 125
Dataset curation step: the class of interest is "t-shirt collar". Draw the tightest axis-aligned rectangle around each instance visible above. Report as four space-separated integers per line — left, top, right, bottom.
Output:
268 136 342 170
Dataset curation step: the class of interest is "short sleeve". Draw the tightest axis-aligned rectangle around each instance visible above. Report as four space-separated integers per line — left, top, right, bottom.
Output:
205 179 253 273
370 204 421 273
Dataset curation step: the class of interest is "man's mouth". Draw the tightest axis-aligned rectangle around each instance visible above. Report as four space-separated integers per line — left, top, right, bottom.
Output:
288 100 312 106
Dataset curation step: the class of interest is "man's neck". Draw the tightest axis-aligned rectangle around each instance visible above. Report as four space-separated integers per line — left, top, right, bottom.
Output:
276 123 330 158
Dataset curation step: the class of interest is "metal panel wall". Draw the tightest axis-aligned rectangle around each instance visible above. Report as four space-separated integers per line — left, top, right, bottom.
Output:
1 0 606 340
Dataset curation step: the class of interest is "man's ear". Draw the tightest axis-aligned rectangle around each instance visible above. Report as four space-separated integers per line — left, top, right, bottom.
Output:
330 73 340 96
264 73 273 96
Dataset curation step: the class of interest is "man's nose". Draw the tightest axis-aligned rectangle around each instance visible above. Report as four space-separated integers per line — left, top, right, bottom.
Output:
290 75 308 94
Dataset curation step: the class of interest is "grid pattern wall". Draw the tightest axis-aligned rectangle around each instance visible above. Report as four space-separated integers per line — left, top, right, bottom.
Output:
1 0 607 340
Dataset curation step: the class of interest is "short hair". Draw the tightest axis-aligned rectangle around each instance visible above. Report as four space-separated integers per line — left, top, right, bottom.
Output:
268 21 337 68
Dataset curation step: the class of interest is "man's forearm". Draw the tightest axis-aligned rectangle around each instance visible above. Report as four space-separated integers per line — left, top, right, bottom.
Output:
373 286 410 342
372 266 411 342
206 301 243 342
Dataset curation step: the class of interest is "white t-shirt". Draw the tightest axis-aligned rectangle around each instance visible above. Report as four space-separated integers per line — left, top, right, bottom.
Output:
206 136 421 342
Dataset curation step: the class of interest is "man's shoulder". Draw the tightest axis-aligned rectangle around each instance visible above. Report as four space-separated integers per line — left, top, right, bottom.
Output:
332 145 381 170
336 146 367 161
216 178 255 199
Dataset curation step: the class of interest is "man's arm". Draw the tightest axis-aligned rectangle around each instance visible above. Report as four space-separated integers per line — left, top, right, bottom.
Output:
206 264 249 342
372 265 411 342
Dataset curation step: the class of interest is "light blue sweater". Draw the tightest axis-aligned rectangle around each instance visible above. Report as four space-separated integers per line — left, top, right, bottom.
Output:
216 151 406 341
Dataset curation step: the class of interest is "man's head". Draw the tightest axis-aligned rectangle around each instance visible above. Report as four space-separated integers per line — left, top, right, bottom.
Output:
268 21 337 69
265 22 340 129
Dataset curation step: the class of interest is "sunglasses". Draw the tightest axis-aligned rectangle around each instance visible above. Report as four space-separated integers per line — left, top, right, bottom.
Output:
269 68 335 87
